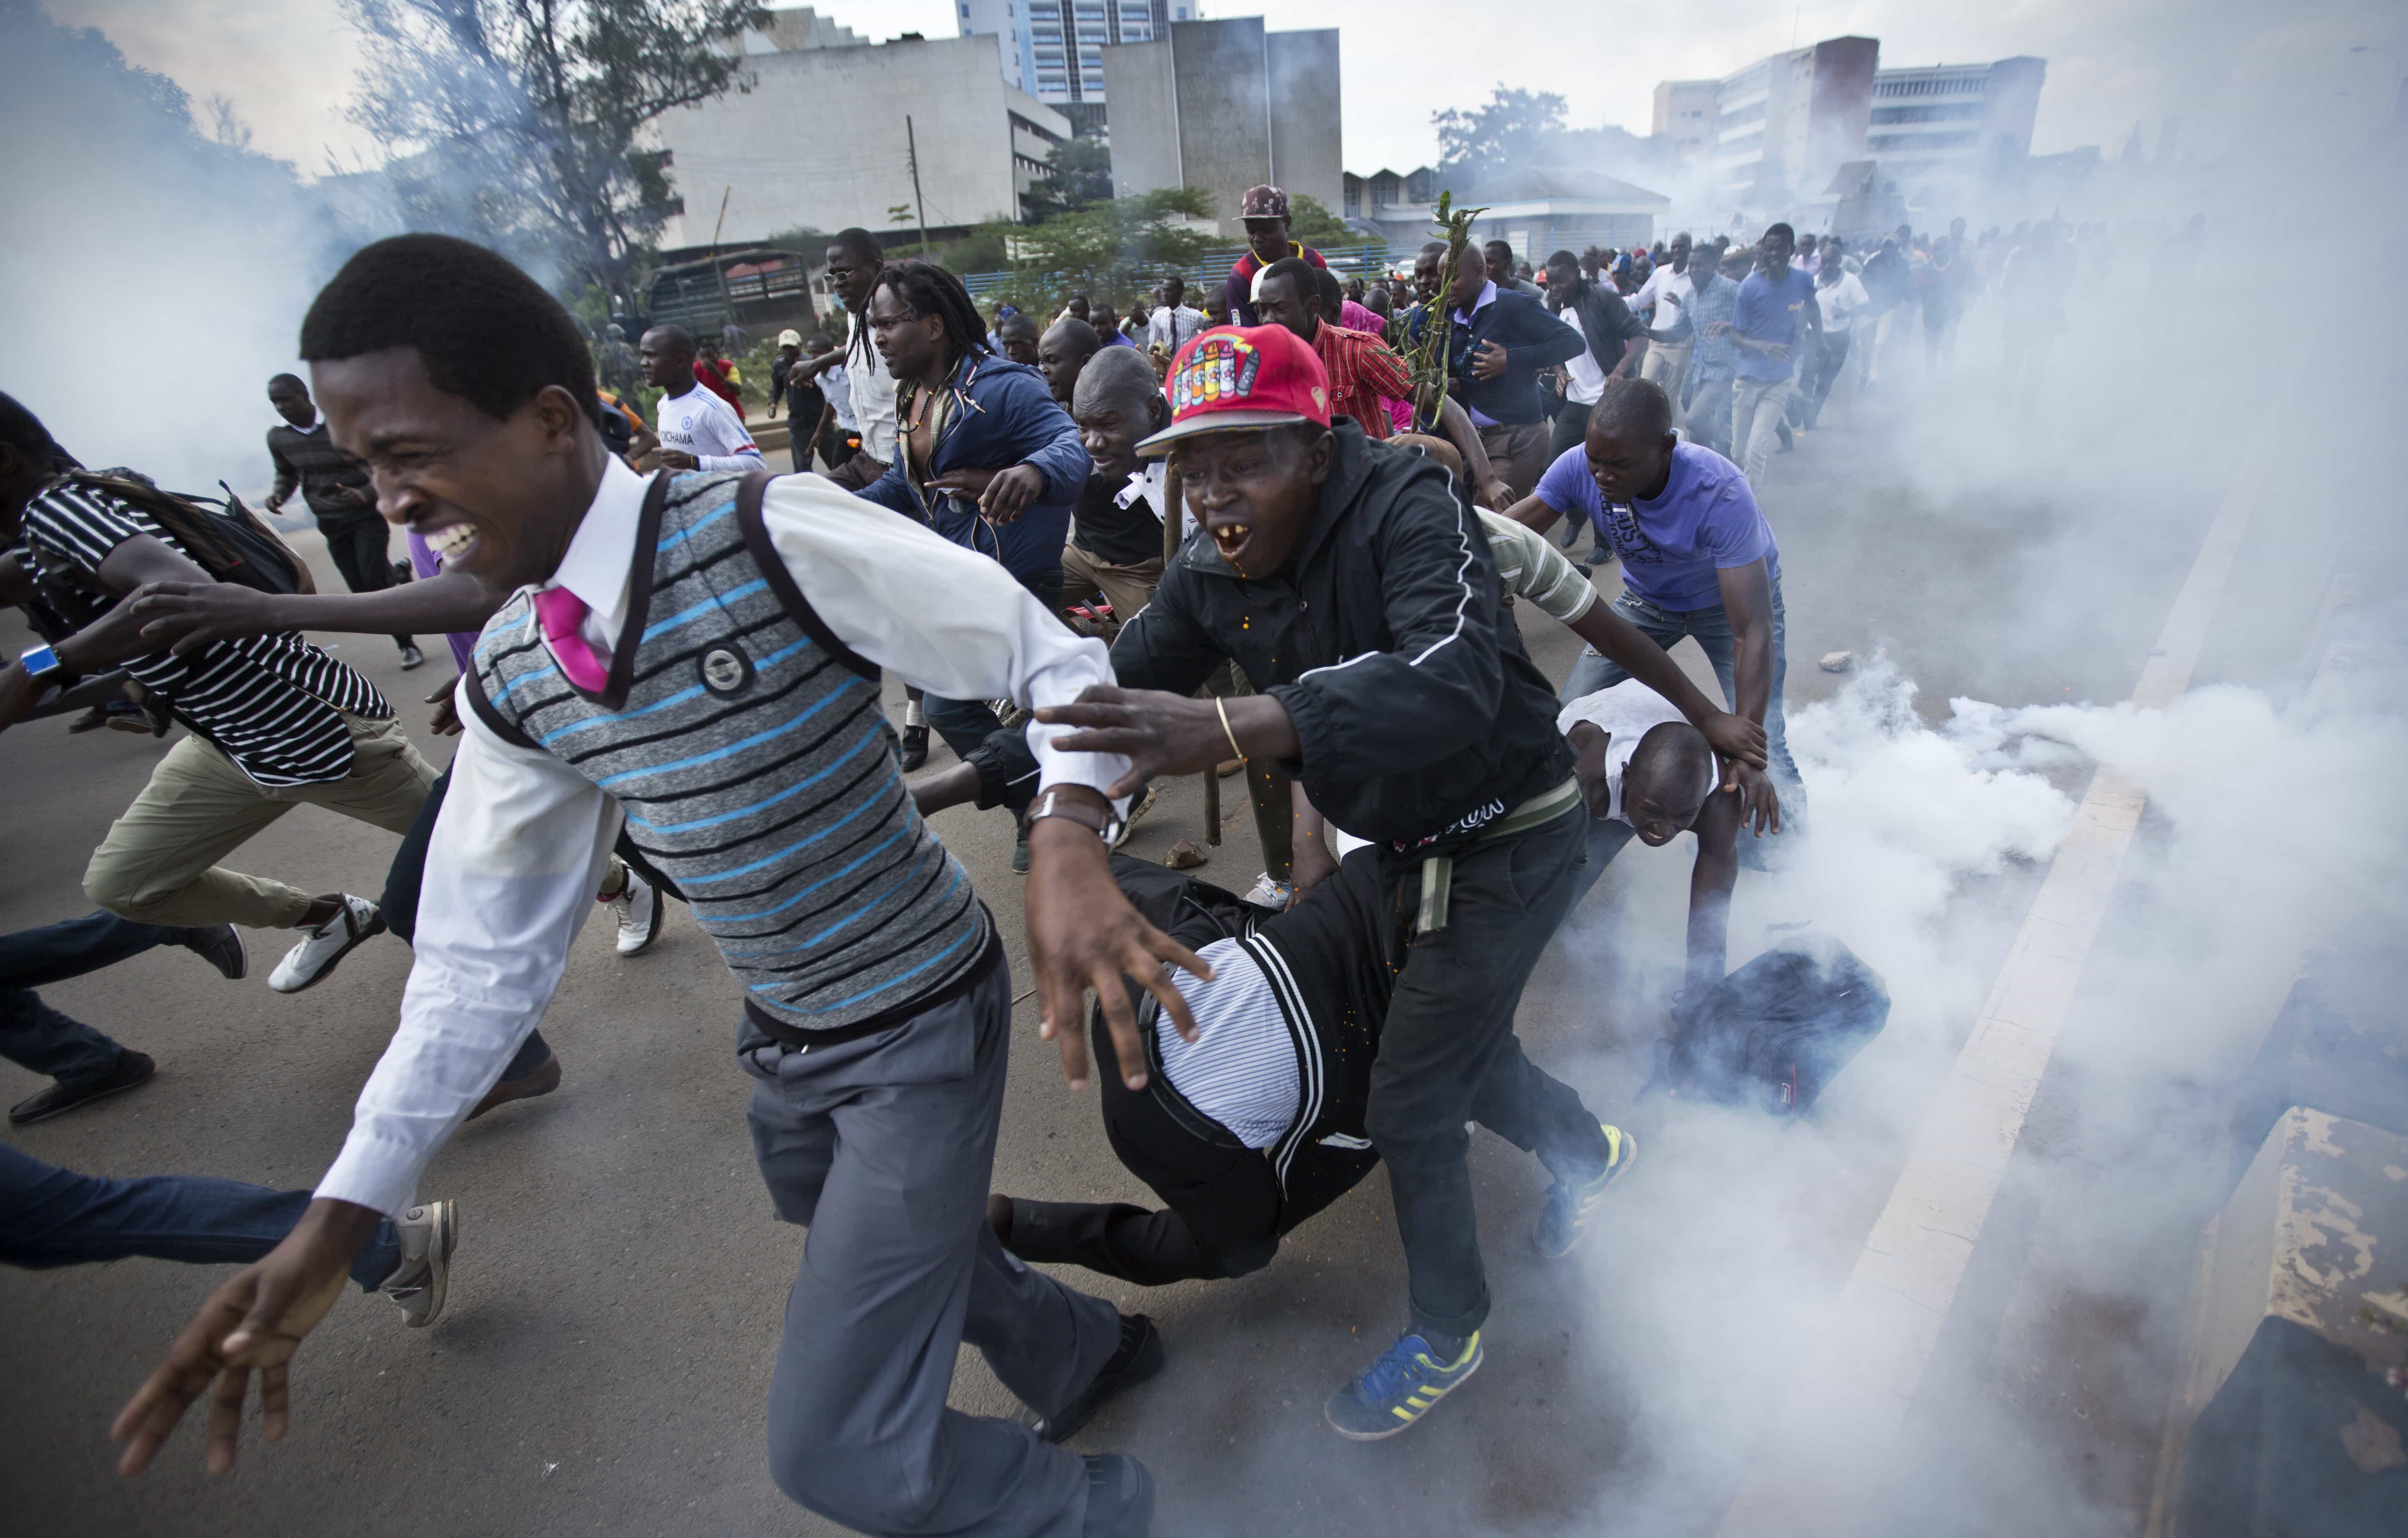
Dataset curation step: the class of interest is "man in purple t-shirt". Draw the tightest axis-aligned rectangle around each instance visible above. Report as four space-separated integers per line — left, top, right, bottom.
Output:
1507 376 1807 852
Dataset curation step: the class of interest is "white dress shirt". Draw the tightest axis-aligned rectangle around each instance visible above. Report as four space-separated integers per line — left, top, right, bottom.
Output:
315 459 1129 1216
845 311 899 465
1144 305 1205 354
1629 265 1695 338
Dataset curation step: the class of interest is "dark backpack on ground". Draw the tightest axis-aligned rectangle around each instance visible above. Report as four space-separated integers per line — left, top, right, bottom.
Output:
1649 933 1891 1115
57 470 316 596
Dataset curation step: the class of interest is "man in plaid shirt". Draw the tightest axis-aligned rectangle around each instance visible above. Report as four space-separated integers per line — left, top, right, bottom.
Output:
1255 257 1514 510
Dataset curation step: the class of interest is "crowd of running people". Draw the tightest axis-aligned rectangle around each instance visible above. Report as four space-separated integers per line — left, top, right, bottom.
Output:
0 182 2088 1536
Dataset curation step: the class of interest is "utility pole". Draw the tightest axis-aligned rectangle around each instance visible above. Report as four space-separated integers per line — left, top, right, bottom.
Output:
708 185 737 330
906 115 932 257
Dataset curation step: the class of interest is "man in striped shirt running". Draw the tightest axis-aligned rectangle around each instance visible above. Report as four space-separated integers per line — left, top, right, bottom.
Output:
0 393 434 997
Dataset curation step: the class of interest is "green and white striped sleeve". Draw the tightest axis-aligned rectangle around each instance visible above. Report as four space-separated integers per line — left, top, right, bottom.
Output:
1478 509 1599 624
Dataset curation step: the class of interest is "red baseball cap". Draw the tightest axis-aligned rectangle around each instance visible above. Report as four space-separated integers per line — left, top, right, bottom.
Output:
1137 325 1331 456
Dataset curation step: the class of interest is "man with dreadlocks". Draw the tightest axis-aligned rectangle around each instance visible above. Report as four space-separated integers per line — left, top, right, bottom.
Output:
854 259 1091 870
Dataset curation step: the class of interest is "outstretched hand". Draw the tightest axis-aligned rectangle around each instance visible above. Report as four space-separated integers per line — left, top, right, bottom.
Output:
1039 685 1298 801
1722 760 1782 837
111 1202 374 1477
128 581 273 656
1022 812 1213 1091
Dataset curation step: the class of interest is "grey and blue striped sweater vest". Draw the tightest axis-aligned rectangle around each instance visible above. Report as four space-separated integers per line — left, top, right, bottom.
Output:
466 469 993 1036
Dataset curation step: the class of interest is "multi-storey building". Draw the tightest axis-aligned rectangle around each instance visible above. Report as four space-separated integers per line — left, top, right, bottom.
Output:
958 0 1205 130
1865 57 2048 179
1657 39 2045 209
1102 16 1340 233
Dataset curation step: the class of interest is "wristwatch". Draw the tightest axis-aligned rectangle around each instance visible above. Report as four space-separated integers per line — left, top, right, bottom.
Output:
1022 788 1124 846
17 644 62 681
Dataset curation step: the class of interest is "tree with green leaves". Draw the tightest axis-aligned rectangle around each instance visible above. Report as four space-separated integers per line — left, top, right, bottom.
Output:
1282 192 1353 249
1012 186 1217 304
1020 135 1114 223
1432 85 1570 185
344 0 769 312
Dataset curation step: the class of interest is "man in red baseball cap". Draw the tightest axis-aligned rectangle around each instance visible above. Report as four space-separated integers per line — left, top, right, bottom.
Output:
1225 183 1328 327
1037 324 1628 1444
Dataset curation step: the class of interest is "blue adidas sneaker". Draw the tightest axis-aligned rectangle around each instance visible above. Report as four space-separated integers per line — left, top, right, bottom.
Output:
1535 1124 1637 1259
1323 1329 1483 1440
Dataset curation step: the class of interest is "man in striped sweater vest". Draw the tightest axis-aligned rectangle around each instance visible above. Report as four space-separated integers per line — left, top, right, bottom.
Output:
113 236 1206 1538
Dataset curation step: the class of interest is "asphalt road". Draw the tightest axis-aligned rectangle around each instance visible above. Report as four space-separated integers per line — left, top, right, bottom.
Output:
0 299 2312 1537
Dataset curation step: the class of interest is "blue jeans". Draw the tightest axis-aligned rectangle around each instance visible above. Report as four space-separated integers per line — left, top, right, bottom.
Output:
0 911 189 1084
0 1143 399 1290
1558 574 1808 851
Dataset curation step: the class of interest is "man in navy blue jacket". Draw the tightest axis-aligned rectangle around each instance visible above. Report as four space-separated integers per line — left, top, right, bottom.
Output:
1400 240 1585 501
855 261 1091 858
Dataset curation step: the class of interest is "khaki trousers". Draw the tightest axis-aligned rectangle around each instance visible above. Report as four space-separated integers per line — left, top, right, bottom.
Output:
1639 338 1694 431
1058 543 1163 629
83 713 438 929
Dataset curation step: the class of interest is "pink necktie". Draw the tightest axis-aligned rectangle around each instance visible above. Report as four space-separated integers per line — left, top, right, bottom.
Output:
533 587 611 693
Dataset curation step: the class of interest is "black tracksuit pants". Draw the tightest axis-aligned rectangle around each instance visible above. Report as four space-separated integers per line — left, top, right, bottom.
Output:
315 511 413 650
998 1014 1380 1286
1368 809 1607 1340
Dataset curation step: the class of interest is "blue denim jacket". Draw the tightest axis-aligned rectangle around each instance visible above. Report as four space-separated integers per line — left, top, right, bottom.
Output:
854 350 1089 581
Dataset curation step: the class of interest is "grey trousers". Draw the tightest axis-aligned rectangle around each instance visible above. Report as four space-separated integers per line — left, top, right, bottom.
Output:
1731 375 1794 485
740 946 1120 1537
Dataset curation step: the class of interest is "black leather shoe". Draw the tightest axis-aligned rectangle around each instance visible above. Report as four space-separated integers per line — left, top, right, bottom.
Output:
182 923 248 980
898 722 929 771
1035 1314 1165 1444
1080 1454 1155 1538
10 1049 156 1126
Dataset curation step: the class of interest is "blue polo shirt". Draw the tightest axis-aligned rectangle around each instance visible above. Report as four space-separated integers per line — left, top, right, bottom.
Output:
1533 441 1778 612
1732 266 1818 382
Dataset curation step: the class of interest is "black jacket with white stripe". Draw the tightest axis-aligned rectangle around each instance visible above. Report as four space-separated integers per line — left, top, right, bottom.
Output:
1104 853 1394 1210
1112 420 1572 846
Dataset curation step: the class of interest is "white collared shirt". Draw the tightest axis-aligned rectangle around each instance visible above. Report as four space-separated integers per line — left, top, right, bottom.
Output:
1144 305 1205 353
845 311 899 465
315 459 1131 1216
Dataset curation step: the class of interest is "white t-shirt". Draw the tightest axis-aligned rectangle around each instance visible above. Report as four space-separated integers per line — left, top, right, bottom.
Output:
845 311 899 465
1629 265 1696 336
1816 271 1873 334
1555 681 1704 825
1561 342 1607 406
653 386 762 473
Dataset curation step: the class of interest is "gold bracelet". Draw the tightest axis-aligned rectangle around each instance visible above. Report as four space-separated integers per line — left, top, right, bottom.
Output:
1214 695 1246 763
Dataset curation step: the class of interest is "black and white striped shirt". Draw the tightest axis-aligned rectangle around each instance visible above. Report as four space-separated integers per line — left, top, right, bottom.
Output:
23 482 391 786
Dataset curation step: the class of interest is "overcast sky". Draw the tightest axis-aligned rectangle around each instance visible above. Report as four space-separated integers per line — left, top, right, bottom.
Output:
53 0 2406 177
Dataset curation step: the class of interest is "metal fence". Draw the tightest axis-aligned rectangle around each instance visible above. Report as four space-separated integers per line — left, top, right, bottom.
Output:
956 242 1403 304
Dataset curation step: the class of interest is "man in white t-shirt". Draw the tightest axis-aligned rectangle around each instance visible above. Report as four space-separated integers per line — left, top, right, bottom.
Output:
1629 233 1698 430
637 326 764 471
1800 255 1872 429
794 229 898 495
1558 680 1745 1002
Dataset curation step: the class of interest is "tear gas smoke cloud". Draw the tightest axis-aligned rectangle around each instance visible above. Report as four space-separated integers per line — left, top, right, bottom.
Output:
0 5 359 494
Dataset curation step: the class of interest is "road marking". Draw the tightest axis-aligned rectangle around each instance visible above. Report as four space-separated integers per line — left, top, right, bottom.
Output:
1713 445 2266 1531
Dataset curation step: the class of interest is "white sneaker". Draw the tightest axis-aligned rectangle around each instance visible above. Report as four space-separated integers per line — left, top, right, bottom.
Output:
609 868 664 955
382 1199 458 1328
1241 872 1294 910
268 896 386 993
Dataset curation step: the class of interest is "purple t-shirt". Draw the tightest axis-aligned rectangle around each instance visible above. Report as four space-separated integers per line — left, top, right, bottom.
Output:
406 529 481 675
1533 441 1778 612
